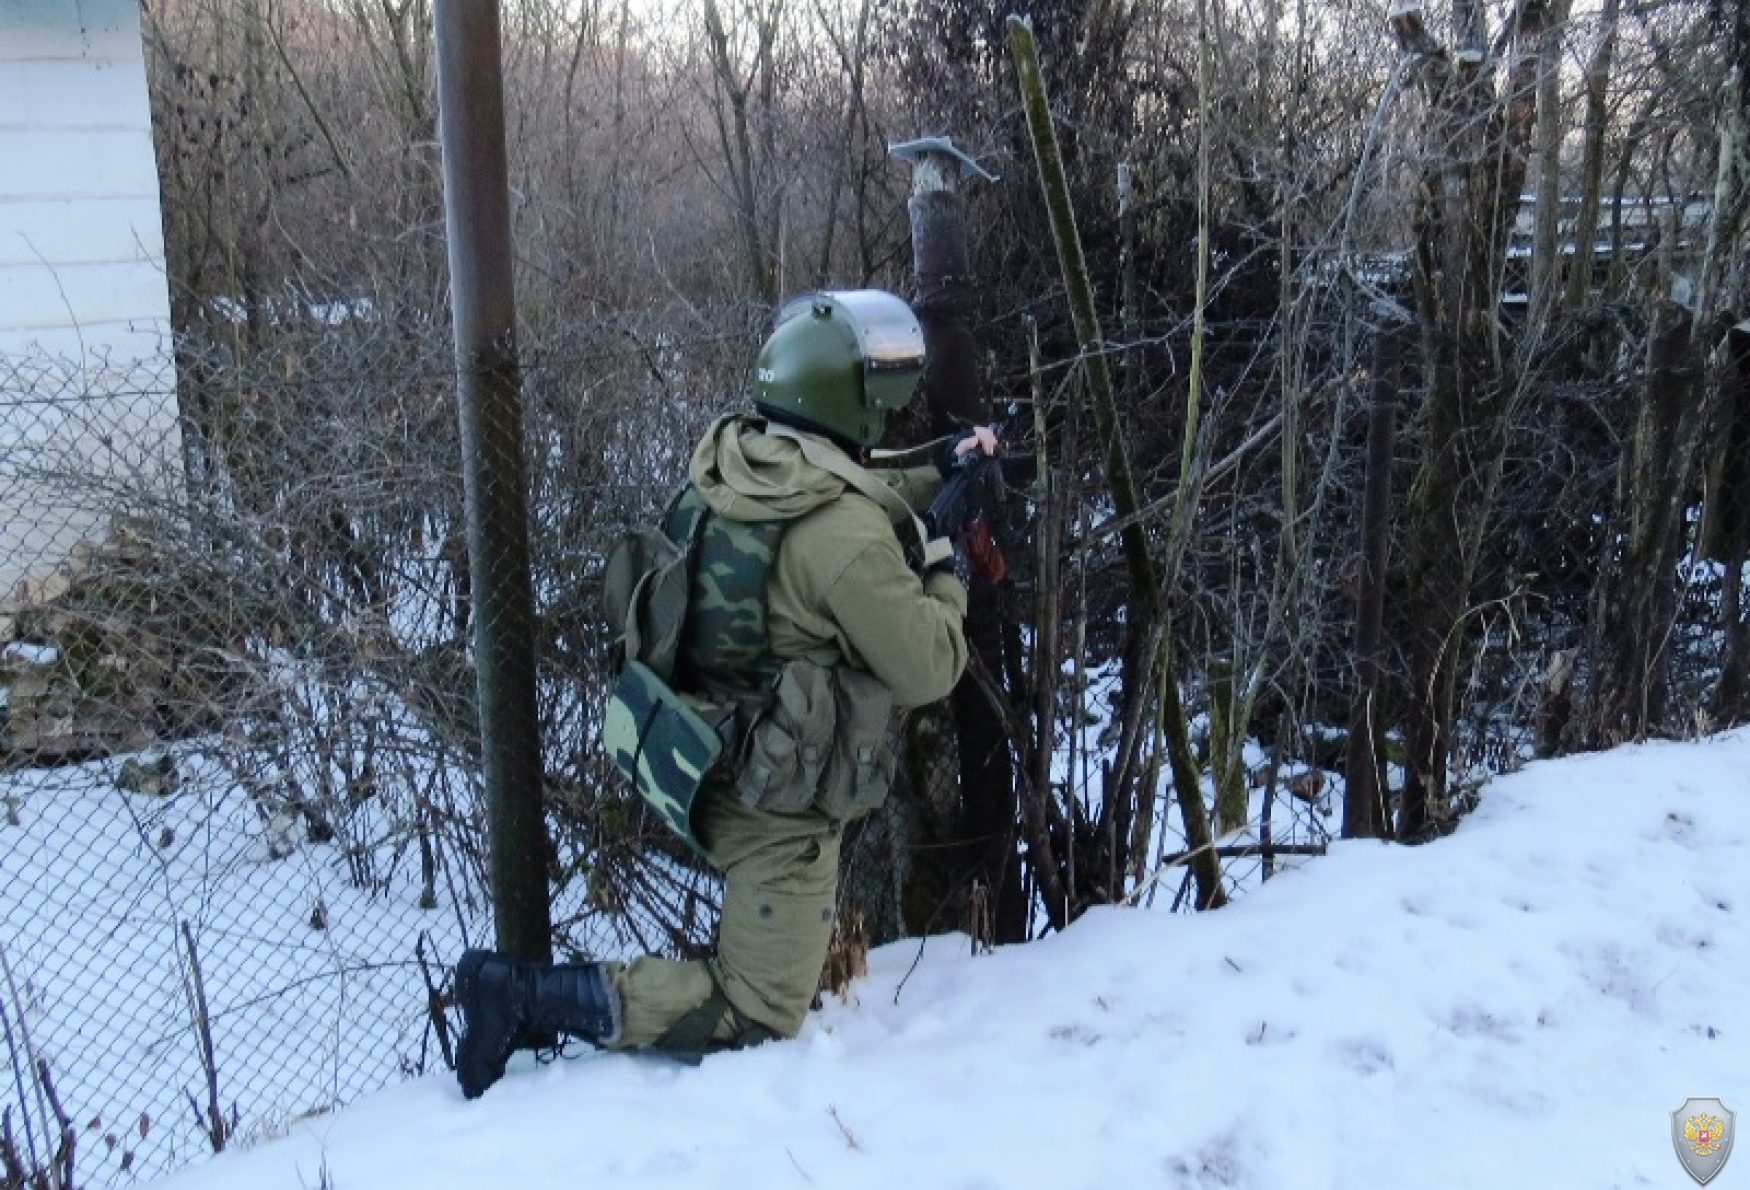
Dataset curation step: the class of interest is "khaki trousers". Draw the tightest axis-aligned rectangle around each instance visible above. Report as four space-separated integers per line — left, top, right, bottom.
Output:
603 782 841 1052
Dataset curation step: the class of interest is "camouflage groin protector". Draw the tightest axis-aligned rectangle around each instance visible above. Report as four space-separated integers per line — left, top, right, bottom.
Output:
604 660 724 850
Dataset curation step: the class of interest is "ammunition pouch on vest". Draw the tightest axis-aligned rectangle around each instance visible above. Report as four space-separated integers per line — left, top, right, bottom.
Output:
735 656 896 822
604 483 900 848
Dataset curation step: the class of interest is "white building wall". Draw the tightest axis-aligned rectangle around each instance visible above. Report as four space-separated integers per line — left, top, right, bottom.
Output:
0 0 181 599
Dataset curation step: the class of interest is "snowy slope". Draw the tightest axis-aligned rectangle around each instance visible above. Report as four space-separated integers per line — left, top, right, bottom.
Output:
148 730 1749 1190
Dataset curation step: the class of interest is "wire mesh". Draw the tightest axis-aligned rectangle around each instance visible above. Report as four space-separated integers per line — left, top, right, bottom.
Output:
1 341 471 1184
0 313 742 1186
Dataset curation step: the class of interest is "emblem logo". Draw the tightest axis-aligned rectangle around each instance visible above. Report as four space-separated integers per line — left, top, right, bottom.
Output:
1672 1098 1736 1185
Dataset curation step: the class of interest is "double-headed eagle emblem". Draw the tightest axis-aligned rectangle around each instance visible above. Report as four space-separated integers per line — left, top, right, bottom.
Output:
1684 1113 1726 1157
1672 1098 1735 1185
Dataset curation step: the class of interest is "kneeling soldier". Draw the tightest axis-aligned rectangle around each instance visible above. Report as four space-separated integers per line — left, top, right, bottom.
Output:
454 290 993 1097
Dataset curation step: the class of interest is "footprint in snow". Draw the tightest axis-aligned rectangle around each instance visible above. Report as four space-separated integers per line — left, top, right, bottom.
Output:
1337 1037 1395 1075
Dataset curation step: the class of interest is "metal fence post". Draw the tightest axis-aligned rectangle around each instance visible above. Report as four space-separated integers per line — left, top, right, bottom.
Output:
433 0 552 962
888 137 1028 941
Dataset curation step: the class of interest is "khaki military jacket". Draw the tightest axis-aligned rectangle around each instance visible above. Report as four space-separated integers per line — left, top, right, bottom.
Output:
688 414 969 709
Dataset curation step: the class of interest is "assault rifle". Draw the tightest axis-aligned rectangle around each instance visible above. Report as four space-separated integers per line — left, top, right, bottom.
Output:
925 443 1001 539
925 440 1007 582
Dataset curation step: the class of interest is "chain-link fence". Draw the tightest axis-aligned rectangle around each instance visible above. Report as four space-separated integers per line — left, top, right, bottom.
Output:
0 310 748 1187
1 305 1347 1188
1 338 475 1186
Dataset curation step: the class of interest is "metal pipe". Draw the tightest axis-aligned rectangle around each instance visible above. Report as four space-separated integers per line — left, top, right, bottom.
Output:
891 136 1025 942
434 0 552 962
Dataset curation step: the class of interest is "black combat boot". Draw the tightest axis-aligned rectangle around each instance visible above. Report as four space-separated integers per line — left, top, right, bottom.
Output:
453 949 621 1099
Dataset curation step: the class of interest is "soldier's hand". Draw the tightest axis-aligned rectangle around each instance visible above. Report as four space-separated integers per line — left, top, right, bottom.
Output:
954 426 999 460
934 425 1000 478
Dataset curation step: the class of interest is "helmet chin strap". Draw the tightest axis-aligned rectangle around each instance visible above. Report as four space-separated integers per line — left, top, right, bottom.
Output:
868 434 957 468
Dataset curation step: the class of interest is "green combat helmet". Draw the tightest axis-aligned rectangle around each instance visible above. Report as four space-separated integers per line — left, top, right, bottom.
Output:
755 290 925 447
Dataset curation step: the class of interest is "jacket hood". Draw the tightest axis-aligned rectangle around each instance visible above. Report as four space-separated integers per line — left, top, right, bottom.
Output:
689 413 847 522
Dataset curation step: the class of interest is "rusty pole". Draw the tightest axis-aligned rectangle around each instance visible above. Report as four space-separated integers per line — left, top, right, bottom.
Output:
434 0 552 962
890 139 996 435
889 138 1026 941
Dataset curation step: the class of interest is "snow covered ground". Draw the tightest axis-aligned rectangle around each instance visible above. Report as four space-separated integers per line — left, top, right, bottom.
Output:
145 728 1749 1190
0 733 481 1183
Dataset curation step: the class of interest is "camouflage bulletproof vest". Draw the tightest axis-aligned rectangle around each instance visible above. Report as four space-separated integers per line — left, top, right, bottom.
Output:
606 481 899 842
661 487 790 711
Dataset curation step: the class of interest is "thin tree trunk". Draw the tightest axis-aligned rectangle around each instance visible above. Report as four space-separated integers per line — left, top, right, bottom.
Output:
1026 324 1073 928
1395 13 1487 840
1564 0 1619 309
700 0 780 303
1576 305 1697 745
1580 23 1749 743
1719 558 1748 721
1344 317 1407 839
1209 659 1247 834
1392 0 1540 839
1713 326 1750 720
1530 0 1571 326
1008 15 1226 910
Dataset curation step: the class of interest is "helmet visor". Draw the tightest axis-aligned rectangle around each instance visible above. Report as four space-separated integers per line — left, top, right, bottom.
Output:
768 290 925 422
832 290 925 410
